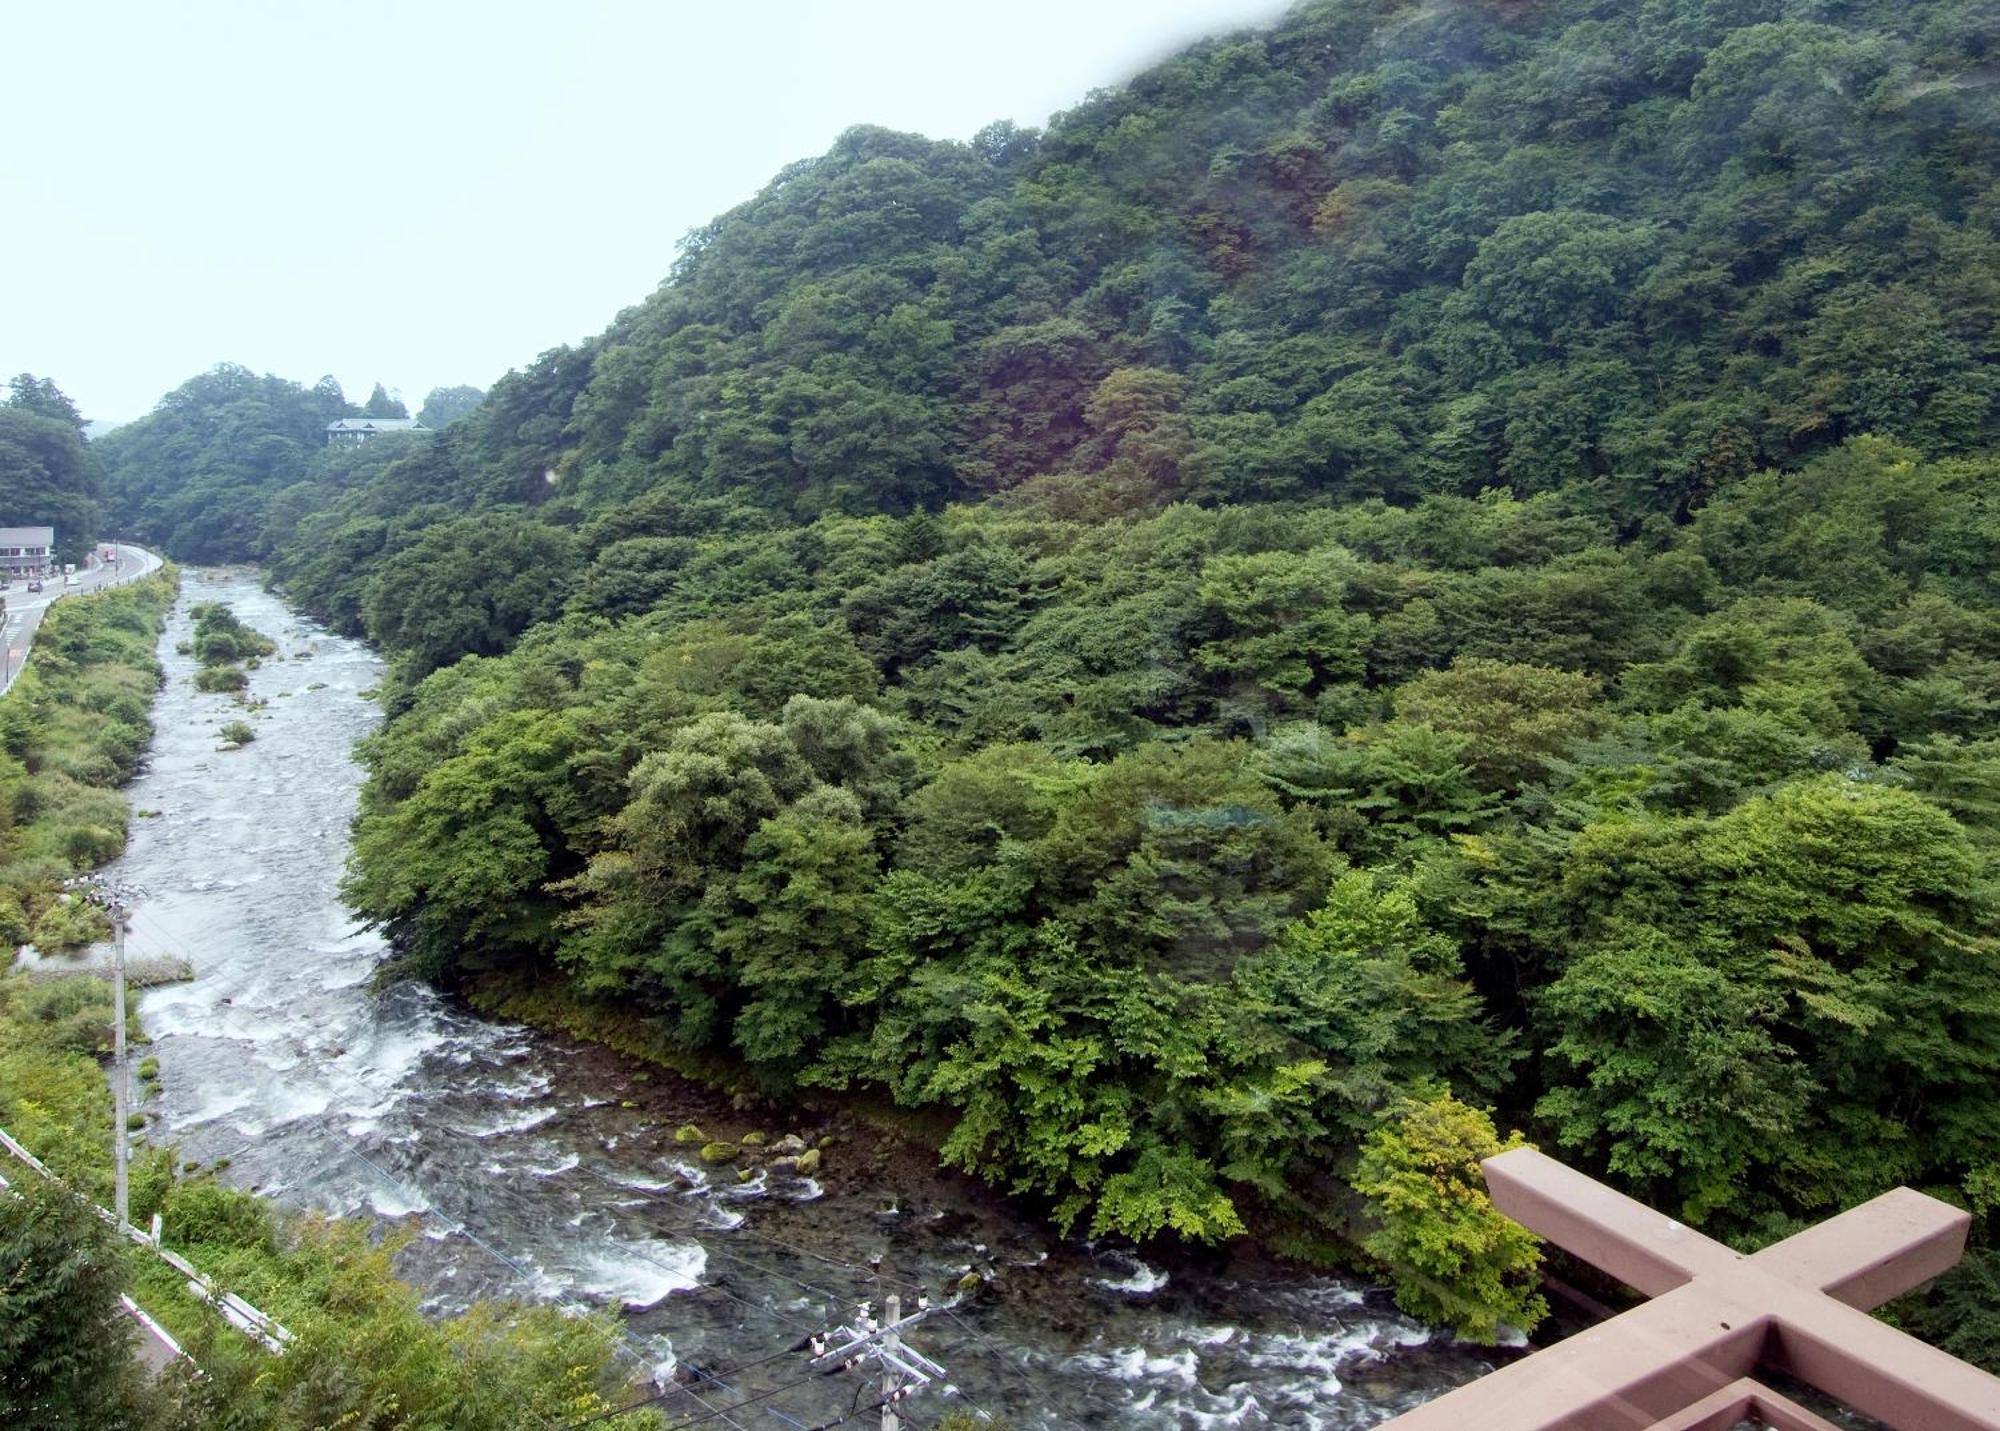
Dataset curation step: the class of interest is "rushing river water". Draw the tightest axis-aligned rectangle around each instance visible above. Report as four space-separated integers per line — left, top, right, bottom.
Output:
119 569 1502 1429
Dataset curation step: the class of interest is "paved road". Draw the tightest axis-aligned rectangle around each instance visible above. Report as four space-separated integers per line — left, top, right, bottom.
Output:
0 543 164 696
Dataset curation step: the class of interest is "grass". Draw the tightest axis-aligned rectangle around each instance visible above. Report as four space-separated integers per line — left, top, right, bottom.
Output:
0 570 176 950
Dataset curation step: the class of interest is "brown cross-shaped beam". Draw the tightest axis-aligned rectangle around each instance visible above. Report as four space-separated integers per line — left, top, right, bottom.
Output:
1379 1147 2000 1431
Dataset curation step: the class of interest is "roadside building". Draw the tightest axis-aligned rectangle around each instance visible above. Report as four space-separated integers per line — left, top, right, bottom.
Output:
0 526 55 577
326 417 428 446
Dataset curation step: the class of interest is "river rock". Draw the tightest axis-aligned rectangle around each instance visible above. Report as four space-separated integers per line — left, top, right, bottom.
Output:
740 1130 766 1147
794 1147 821 1176
674 1123 704 1143
699 1141 738 1165
771 1133 808 1155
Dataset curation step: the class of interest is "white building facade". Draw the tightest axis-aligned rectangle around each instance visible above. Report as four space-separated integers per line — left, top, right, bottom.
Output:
0 526 55 576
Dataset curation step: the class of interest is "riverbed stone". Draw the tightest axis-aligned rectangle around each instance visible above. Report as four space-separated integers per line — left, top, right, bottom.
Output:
699 1141 738 1165
673 1123 704 1143
740 1130 766 1147
771 1133 807 1155
794 1147 821 1176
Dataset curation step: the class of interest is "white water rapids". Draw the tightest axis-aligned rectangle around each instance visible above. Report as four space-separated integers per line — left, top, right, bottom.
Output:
117 569 1501 1427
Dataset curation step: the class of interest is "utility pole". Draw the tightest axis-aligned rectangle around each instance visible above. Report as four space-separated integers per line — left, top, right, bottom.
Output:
881 1294 902 1431
111 904 129 1230
809 1287 948 1431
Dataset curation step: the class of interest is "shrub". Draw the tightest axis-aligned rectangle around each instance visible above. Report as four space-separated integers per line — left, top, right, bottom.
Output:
30 897 112 952
0 1177 151 1426
219 721 255 746
60 824 125 866
1351 1093 1548 1342
0 890 29 945
190 603 275 665
160 1180 275 1254
194 666 246 693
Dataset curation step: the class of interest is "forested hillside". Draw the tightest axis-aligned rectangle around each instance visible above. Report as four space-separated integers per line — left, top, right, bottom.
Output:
0 375 103 561
104 0 1999 1351
94 368 471 563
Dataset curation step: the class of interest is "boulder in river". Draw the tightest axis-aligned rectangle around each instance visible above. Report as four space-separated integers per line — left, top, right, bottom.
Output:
673 1123 704 1143
699 1141 738 1165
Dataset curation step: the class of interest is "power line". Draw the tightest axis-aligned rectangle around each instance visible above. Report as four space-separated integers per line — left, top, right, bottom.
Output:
127 979 854 1429
127 908 895 1329
937 1304 1103 1428
568 1363 827 1431
569 1154 915 1309
117 912 1074 1430
117 943 649 1431
130 918 1099 1431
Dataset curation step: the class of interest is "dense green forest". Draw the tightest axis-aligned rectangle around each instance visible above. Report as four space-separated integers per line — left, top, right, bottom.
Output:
101 0 1998 1351
0 375 104 562
92 370 480 564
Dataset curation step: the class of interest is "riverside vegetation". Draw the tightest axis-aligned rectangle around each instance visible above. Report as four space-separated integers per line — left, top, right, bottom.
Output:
0 573 177 951
0 582 664 1429
85 0 2000 1368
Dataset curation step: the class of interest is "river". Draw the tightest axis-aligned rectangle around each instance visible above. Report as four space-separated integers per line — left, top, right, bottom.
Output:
119 569 1501 1429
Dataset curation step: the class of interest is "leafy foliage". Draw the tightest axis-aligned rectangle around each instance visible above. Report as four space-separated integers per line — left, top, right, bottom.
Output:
0 1177 163 1428
1351 1094 1547 1341
0 967 663 1431
0 573 176 949
83 0 2000 1350
0 374 102 562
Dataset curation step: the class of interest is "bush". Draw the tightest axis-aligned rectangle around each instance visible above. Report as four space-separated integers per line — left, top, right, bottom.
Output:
0 890 29 945
20 977 114 1055
30 896 112 952
0 1177 153 1426
60 824 125 866
191 602 275 665
1351 1094 1548 1342
160 1179 276 1255
219 720 255 746
195 665 247 693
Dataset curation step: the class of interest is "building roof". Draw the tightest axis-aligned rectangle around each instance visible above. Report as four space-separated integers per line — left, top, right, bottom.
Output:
0 526 54 547
326 417 426 432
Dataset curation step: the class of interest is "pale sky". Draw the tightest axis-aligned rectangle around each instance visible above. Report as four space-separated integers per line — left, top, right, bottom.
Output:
1 0 1289 424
